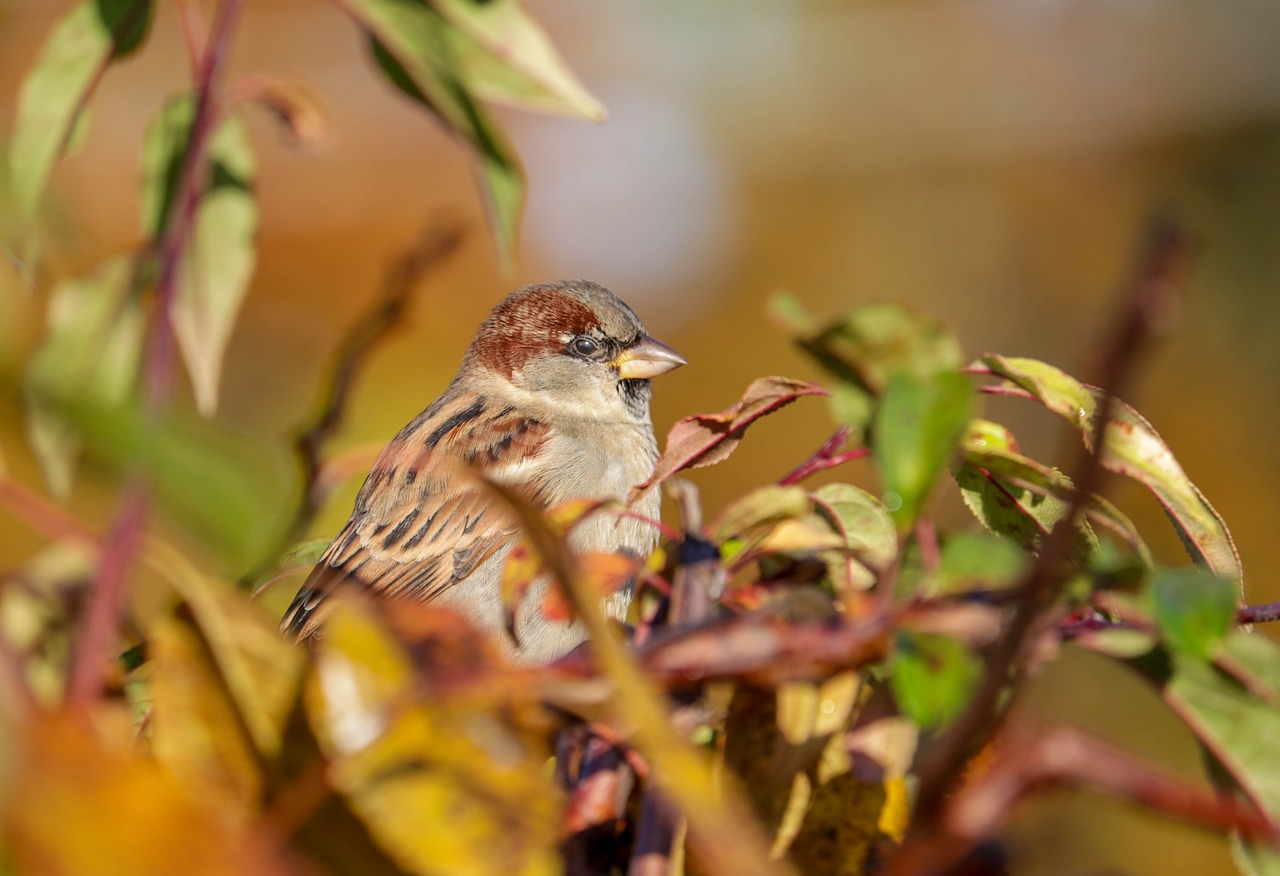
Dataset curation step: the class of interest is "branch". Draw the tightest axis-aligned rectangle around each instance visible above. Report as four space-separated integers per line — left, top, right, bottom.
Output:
0 475 100 545
241 221 464 591
65 486 149 708
894 726 1278 875
548 611 894 690
627 480 716 876
1240 600 1280 625
909 217 1191 825
292 224 464 542
67 0 246 710
778 426 868 486
144 0 245 408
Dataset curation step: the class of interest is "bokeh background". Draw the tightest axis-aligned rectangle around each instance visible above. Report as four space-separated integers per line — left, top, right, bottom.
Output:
3 1 1280 873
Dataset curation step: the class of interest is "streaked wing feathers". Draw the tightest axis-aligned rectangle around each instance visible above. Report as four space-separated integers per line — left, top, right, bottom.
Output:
282 392 550 637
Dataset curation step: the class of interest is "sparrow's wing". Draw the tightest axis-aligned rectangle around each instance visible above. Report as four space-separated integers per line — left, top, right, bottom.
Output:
281 394 551 638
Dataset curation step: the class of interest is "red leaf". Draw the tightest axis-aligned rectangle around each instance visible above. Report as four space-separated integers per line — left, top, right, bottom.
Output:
632 377 826 503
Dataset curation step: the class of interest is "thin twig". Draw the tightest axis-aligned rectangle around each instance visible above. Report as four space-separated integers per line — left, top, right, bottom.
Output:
1239 600 1280 625
144 0 246 408
915 517 939 573
0 476 100 545
175 0 207 81
67 0 246 710
65 486 149 707
296 226 463 535
908 218 1190 829
628 480 716 875
778 426 867 486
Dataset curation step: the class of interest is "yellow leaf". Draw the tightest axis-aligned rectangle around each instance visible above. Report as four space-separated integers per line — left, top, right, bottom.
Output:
4 714 288 876
307 596 561 875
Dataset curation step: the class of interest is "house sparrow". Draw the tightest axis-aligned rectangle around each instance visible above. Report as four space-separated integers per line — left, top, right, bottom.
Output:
282 280 685 664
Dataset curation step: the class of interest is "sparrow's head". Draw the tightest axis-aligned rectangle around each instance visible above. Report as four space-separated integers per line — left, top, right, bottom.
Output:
463 280 686 422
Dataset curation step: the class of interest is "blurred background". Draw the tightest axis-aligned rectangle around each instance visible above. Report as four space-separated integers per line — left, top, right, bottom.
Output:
3 1 1280 872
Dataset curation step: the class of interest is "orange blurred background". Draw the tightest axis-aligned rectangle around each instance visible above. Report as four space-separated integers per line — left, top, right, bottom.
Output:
3 1 1280 873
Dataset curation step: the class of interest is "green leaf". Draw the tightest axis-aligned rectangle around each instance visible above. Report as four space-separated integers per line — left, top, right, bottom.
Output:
932 531 1028 594
890 631 982 729
827 382 874 444
1145 633 1280 822
140 97 258 415
9 0 153 224
956 419 1147 565
980 354 1095 427
810 483 896 589
1152 568 1237 661
1234 834 1280 876
344 0 525 261
23 255 145 496
431 0 604 120
776 298 964 395
981 355 1242 582
872 370 971 531
1084 630 1280 831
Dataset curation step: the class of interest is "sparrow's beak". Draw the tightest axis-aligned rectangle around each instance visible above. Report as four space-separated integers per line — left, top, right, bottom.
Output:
614 336 687 380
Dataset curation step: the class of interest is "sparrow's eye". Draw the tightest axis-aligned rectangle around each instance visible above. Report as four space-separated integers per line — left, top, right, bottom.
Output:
571 336 601 357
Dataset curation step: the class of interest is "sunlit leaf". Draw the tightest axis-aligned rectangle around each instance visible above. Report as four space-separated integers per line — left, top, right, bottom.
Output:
1110 632 1280 825
981 355 1241 582
754 516 846 555
8 0 153 224
980 354 1095 427
872 370 971 531
344 0 524 260
4 714 289 875
932 531 1027 594
432 0 605 120
23 255 144 496
1151 568 1237 661
140 96 258 415
773 296 963 394
148 613 266 818
957 418 1146 564
633 376 826 501
1234 834 1280 876
810 483 896 589
890 631 982 729
143 538 305 759
713 485 810 542
723 676 904 873
307 596 561 875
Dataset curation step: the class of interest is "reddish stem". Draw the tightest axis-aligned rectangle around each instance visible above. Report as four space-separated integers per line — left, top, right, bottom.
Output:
1239 600 1280 625
176 0 207 81
65 486 149 708
144 0 245 408
915 517 940 572
909 218 1190 826
0 476 100 545
66 0 246 710
778 426 868 486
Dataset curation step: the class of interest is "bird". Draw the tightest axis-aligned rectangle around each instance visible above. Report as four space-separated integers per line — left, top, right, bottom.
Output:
281 280 686 664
